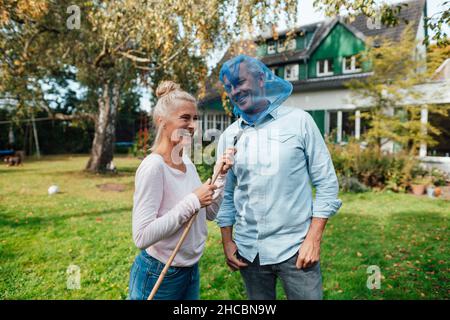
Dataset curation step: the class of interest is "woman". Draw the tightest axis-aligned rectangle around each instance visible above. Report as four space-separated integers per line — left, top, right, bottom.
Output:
128 81 234 300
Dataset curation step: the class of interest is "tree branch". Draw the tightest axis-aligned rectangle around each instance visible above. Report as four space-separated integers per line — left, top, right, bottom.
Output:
94 38 109 67
117 51 151 63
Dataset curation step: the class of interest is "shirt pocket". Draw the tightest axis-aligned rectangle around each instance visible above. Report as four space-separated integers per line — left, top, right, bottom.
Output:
268 132 297 143
267 132 304 161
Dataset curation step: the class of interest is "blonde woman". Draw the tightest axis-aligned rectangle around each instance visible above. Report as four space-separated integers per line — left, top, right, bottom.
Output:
128 81 234 300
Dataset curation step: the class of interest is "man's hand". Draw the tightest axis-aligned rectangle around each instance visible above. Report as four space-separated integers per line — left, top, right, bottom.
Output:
215 147 236 175
222 240 248 271
220 226 248 271
296 217 328 269
296 237 321 269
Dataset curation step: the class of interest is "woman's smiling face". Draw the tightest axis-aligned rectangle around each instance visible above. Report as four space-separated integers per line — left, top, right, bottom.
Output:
162 100 198 145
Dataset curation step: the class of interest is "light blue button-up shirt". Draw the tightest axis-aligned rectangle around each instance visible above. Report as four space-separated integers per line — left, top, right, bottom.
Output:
216 106 342 265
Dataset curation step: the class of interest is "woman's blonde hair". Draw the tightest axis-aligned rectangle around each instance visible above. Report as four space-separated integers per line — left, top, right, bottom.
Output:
150 80 197 152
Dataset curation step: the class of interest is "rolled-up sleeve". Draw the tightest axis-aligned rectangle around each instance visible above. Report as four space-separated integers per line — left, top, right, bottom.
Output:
215 133 238 227
302 112 342 219
216 169 237 227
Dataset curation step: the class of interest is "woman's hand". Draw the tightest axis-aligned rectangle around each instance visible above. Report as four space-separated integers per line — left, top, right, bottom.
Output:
194 179 217 207
215 147 236 176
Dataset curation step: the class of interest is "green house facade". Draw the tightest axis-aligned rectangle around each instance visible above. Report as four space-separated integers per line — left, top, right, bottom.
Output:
199 0 450 170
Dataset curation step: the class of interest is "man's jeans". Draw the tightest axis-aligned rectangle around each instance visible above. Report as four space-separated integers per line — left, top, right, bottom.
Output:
128 250 200 300
238 252 323 300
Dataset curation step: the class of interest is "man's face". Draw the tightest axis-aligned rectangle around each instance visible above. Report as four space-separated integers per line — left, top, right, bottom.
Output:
223 63 265 114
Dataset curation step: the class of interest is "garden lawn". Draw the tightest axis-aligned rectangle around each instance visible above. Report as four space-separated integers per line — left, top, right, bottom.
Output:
0 155 448 299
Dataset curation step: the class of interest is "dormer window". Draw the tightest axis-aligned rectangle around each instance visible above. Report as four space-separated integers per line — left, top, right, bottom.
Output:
287 38 296 51
277 40 287 53
343 55 362 73
317 59 334 77
284 64 299 81
267 41 276 54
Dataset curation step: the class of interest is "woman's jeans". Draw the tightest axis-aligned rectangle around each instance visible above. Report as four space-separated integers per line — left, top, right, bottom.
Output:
128 250 200 300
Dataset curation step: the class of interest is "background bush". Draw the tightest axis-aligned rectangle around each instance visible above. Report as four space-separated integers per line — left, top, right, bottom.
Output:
328 139 426 192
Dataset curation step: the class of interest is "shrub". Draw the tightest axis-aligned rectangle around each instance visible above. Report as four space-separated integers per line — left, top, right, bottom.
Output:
328 139 420 192
196 162 214 182
338 175 369 193
430 168 449 186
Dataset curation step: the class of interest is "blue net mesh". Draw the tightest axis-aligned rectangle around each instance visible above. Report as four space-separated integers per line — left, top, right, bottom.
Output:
219 54 293 125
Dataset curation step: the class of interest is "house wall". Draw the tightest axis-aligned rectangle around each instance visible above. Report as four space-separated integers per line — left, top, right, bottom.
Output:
260 30 314 56
309 24 367 78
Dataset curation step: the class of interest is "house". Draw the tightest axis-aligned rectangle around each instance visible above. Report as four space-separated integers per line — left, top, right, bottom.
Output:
199 0 450 172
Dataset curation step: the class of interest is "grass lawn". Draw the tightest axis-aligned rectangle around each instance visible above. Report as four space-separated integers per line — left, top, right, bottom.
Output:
0 155 448 300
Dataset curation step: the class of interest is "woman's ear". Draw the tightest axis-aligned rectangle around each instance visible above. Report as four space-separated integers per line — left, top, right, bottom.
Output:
157 117 166 129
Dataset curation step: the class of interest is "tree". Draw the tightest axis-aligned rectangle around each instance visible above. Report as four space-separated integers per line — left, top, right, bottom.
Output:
1 0 447 172
347 27 448 156
1 0 298 172
426 43 450 78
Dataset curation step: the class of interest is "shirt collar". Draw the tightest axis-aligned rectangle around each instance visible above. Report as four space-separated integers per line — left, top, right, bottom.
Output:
238 107 281 129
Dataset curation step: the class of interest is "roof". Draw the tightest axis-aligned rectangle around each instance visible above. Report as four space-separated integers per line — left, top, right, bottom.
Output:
262 0 425 67
291 72 374 92
348 0 425 43
432 58 450 81
199 0 426 104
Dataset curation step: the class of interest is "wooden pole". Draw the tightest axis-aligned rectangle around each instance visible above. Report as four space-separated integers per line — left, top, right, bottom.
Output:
147 130 242 300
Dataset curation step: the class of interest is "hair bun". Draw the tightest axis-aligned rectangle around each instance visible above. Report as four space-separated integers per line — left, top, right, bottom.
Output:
156 81 180 98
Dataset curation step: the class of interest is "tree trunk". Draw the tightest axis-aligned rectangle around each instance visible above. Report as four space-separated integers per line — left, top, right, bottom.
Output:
85 80 120 173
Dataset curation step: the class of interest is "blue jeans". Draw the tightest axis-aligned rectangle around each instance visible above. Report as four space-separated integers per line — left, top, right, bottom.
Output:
128 250 200 300
238 252 323 300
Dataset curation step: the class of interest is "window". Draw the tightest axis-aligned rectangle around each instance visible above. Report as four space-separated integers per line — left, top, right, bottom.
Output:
207 114 214 131
215 114 222 130
201 114 207 132
342 55 362 73
428 111 450 156
198 114 204 132
277 40 286 53
317 59 334 76
284 64 299 81
342 111 354 142
220 115 230 131
206 114 231 132
328 111 338 141
271 67 283 78
267 41 276 54
225 114 231 127
287 38 296 51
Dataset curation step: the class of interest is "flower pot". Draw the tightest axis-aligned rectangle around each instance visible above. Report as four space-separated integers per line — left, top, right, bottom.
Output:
411 184 425 196
434 187 442 197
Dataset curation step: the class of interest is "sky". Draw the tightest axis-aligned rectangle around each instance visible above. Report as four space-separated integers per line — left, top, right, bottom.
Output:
140 0 450 111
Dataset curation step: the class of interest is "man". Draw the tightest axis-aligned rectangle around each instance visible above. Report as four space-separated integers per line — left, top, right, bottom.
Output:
216 55 342 300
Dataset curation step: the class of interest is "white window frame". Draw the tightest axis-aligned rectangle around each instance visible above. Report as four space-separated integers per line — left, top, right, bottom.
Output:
277 40 286 53
207 114 214 131
215 114 223 130
316 59 334 77
286 38 296 51
267 42 276 54
284 64 299 81
342 55 362 74
202 113 207 132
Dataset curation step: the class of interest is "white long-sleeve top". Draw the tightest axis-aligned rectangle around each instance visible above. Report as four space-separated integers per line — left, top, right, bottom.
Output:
132 153 225 267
